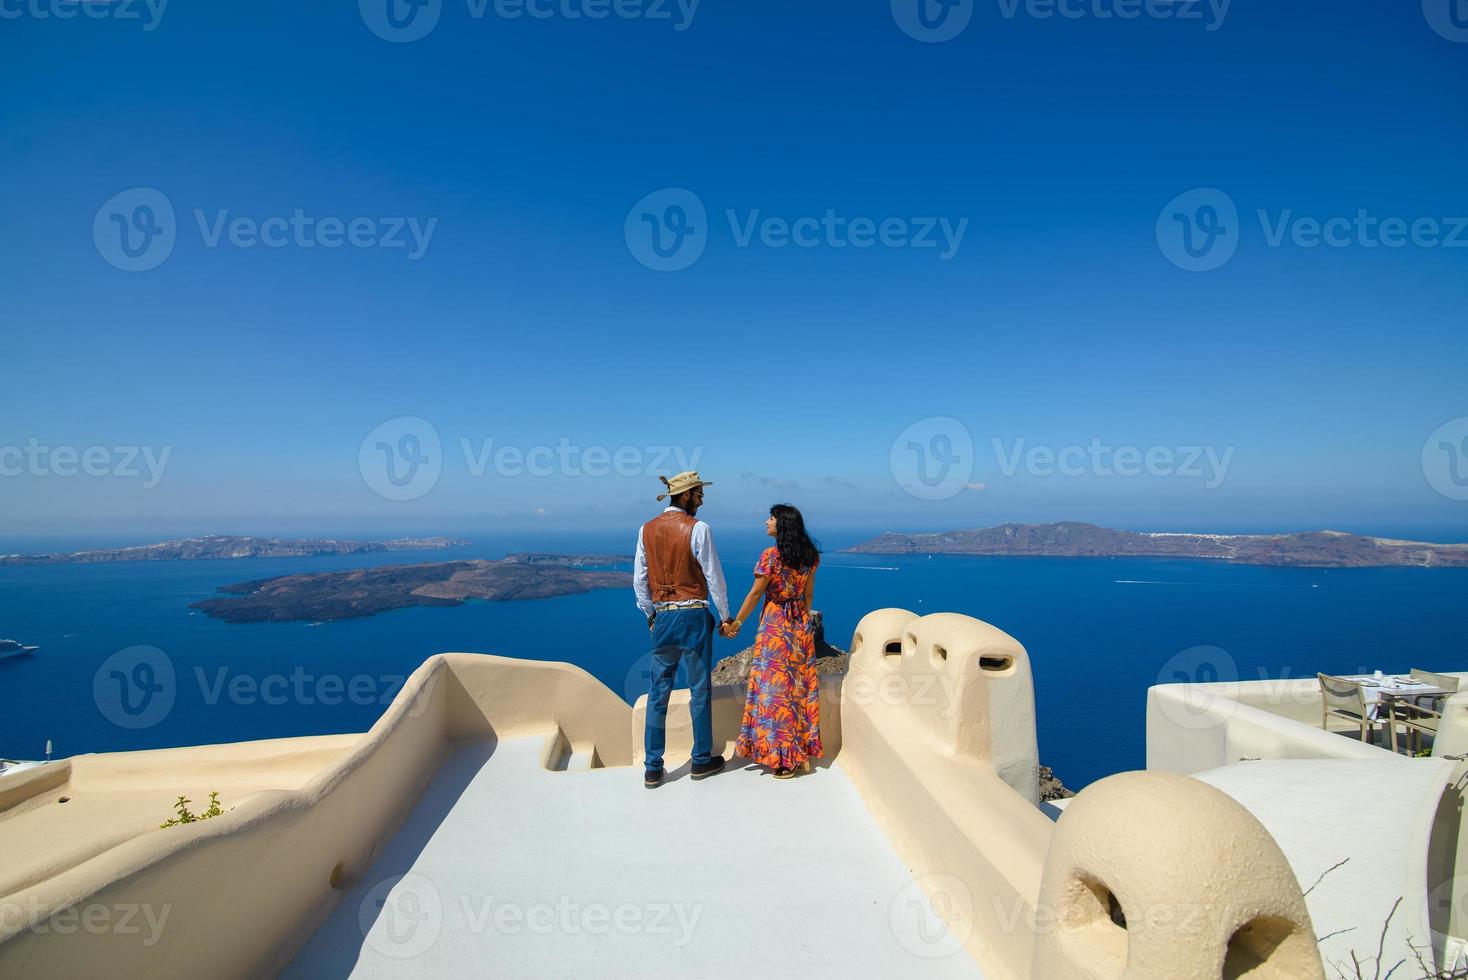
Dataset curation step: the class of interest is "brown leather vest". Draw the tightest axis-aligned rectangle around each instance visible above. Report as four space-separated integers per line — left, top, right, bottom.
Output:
641 510 708 604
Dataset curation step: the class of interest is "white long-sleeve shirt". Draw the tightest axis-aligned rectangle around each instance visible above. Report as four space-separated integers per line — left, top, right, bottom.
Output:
633 507 730 622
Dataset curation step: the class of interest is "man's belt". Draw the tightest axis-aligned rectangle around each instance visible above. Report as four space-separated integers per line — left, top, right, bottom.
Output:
653 600 708 612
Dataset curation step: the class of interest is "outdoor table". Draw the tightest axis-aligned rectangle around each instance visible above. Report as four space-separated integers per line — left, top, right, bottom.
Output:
1344 675 1451 721
1340 676 1453 753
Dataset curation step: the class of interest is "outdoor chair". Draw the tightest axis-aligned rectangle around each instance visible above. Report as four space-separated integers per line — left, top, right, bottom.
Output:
1388 669 1464 755
1318 673 1389 748
1409 668 1460 708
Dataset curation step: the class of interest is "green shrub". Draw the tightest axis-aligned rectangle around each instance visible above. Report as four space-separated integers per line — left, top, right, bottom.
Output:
160 791 224 828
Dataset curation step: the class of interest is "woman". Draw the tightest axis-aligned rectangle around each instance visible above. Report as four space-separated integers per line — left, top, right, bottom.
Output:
724 504 822 779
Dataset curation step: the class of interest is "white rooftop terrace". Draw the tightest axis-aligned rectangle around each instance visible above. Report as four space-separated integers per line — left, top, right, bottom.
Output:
3 609 1414 979
284 737 982 978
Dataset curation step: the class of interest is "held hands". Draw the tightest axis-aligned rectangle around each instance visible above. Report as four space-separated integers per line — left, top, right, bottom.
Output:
651 613 742 637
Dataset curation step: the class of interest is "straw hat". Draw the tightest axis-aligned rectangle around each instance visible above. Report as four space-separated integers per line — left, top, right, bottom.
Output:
657 471 713 501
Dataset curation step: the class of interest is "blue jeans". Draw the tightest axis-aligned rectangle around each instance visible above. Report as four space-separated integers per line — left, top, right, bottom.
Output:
644 606 714 772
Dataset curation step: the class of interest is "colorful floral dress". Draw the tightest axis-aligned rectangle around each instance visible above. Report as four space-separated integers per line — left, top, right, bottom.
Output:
735 548 822 770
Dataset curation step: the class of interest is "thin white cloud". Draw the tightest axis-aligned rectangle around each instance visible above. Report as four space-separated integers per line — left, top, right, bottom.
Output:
741 472 799 491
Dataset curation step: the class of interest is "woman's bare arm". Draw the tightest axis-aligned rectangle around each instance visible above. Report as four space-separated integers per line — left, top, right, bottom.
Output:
804 566 817 612
728 576 768 634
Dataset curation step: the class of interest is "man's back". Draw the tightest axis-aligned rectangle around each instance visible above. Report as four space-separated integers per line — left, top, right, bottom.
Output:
640 510 707 605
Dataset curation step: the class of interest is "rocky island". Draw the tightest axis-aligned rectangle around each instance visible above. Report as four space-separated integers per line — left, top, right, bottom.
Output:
498 553 628 567
0 535 469 565
190 555 631 623
847 522 1468 568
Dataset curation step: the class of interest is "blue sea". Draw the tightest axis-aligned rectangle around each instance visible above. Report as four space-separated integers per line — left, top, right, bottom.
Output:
1 531 1465 791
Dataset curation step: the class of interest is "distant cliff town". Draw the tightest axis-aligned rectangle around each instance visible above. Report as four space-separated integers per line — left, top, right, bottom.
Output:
0 535 468 565
847 522 1468 568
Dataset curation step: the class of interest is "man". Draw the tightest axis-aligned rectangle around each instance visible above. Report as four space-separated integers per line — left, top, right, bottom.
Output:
633 470 731 788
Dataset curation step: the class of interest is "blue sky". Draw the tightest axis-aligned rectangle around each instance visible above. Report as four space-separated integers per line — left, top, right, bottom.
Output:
3 0 1467 541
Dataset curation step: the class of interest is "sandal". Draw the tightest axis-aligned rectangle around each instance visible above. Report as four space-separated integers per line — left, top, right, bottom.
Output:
773 767 794 779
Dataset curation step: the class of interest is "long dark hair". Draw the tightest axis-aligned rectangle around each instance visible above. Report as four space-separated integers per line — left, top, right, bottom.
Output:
771 503 820 571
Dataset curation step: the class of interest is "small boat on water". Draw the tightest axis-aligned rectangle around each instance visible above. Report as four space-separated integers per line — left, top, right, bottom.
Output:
0 639 39 661
1 740 53 777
